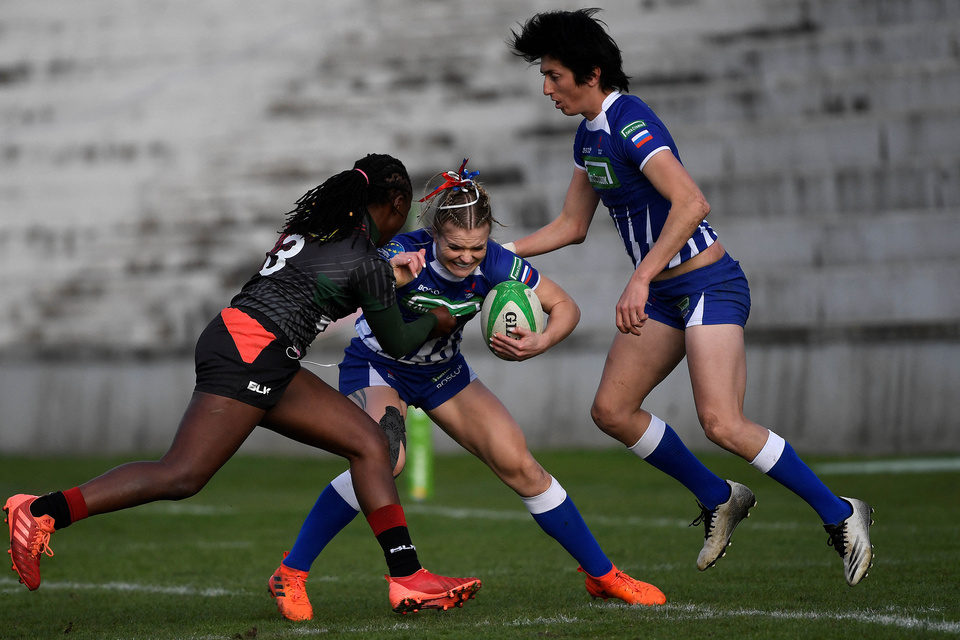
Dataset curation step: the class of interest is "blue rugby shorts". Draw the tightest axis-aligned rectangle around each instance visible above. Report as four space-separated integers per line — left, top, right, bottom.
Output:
645 252 751 330
339 339 477 411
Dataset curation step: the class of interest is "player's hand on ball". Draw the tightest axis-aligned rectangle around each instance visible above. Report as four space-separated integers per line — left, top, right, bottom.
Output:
489 326 548 361
390 249 427 287
428 306 457 338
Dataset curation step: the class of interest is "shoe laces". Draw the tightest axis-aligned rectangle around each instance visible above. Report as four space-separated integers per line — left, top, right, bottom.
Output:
30 528 54 560
689 502 716 536
280 569 308 601
824 522 847 557
609 571 639 594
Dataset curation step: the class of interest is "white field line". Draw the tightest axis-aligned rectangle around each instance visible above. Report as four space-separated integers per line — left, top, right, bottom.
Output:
0 576 239 596
815 457 960 475
652 603 960 634
2 580 956 635
405 503 802 531
284 606 960 636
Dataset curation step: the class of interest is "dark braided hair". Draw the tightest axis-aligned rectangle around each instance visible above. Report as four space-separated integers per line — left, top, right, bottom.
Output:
282 153 412 243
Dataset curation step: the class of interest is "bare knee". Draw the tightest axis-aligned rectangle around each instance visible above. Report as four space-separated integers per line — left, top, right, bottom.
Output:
698 411 739 451
493 454 550 496
591 396 633 441
153 461 212 501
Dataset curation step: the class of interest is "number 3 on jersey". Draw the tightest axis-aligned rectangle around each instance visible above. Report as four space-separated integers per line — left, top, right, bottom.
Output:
260 234 305 276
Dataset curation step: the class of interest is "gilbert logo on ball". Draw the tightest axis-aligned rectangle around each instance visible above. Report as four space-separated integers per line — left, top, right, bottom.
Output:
480 281 543 358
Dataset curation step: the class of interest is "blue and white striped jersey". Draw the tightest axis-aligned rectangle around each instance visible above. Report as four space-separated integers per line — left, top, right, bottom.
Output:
354 228 541 364
573 91 717 269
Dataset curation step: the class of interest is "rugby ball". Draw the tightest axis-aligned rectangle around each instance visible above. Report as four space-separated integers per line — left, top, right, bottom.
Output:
480 281 543 358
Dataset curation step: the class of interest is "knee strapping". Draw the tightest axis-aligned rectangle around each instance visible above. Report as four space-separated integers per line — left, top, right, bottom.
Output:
379 406 407 471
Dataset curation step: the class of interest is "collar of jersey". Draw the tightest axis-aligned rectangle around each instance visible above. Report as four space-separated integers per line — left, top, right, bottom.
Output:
585 91 622 133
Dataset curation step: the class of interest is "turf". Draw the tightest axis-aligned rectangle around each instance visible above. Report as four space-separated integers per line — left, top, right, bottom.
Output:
1 449 958 639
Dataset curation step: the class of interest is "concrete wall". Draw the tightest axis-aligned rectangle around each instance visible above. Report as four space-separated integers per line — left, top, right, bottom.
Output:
1 0 958 456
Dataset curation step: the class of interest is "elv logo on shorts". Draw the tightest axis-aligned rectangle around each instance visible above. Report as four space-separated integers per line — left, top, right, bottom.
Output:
247 381 271 395
582 156 620 189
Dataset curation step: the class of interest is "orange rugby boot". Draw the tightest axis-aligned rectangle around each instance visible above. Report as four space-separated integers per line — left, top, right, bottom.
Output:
4 494 56 591
267 553 313 621
386 568 481 614
579 564 666 606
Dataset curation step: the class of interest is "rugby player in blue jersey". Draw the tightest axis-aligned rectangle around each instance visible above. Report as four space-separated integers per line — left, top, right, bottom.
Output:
507 9 873 587
266 162 666 621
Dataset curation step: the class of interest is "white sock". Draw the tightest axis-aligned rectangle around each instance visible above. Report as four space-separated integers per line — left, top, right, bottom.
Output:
750 431 786 474
627 415 667 459
330 470 361 512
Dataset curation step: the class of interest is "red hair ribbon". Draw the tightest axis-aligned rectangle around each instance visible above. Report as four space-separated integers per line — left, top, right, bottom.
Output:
418 158 480 203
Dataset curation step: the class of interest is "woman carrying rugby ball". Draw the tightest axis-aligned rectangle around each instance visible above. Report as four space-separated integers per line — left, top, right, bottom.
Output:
266 161 666 622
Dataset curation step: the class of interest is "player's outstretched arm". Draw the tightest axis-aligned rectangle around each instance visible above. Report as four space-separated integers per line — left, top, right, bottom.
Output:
489 275 579 361
511 168 600 258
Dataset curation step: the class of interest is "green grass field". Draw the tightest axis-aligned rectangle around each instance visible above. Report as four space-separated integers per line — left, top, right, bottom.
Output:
2 449 958 639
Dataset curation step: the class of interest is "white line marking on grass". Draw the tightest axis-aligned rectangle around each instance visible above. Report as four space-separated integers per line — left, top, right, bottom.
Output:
405 503 801 530
0 576 239 597
816 457 960 475
661 603 960 634
273 606 960 637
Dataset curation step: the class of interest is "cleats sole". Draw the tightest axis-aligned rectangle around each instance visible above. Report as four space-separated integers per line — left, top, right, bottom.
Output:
391 579 481 614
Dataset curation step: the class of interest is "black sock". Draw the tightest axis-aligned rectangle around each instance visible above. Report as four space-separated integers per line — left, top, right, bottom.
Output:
30 492 72 530
376 526 421 577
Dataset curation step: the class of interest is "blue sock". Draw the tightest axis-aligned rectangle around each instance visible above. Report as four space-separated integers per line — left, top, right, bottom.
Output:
753 433 853 525
284 481 360 572
524 478 612 578
631 416 730 509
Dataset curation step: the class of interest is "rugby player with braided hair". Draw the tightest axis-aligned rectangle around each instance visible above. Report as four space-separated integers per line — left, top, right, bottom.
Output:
4 153 482 616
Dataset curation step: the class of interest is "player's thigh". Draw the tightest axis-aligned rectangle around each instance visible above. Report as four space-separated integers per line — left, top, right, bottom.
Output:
348 385 406 420
429 380 549 495
685 323 748 420
262 369 386 459
594 320 686 411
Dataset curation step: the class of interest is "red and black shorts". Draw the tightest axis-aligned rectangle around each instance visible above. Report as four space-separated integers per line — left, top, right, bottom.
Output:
194 307 300 410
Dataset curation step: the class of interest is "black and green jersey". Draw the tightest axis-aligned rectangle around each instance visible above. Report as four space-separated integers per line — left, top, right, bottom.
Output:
231 220 395 353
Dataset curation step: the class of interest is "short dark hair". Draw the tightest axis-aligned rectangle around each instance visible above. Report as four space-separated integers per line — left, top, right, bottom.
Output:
508 8 629 93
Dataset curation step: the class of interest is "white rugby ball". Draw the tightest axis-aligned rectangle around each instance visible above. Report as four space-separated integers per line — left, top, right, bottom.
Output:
480 281 543 359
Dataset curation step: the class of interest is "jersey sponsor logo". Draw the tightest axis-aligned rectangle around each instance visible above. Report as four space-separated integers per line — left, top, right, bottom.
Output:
417 284 441 295
582 156 621 189
432 363 463 389
247 381 271 395
619 119 648 139
509 257 524 280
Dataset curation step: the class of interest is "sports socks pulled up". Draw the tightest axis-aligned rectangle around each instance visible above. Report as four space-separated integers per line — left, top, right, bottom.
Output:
750 431 853 525
521 476 612 578
629 415 730 509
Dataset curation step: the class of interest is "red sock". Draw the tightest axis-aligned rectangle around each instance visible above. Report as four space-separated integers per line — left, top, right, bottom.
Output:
366 504 406 536
63 487 89 523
